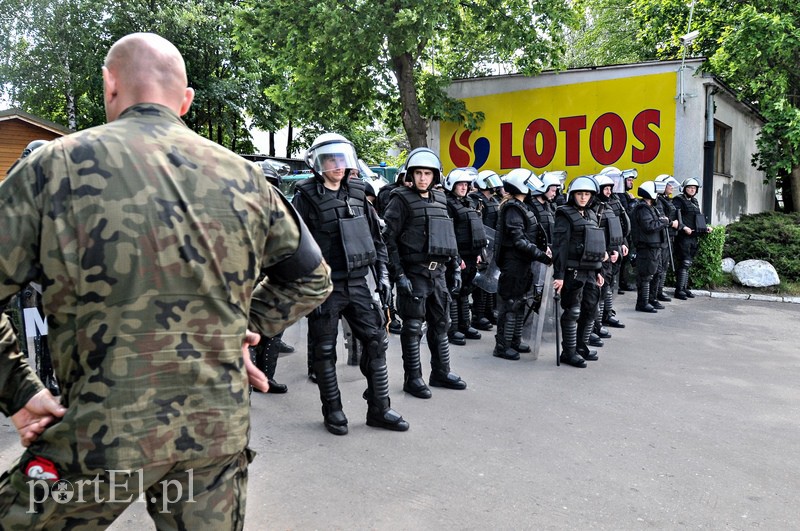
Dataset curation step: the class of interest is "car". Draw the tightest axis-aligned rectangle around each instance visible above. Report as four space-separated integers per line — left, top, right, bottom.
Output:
278 170 388 201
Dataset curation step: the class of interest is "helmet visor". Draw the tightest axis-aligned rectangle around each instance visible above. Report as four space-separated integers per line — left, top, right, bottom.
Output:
309 142 359 175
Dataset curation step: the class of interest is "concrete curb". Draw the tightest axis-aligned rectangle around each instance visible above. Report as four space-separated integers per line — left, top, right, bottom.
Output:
692 289 800 304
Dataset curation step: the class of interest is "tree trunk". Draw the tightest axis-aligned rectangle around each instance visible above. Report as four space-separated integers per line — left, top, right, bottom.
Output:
286 120 294 158
788 165 800 213
269 131 275 157
390 51 428 149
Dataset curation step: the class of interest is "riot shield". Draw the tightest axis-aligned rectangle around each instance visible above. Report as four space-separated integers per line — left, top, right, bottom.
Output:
521 262 554 360
473 227 499 293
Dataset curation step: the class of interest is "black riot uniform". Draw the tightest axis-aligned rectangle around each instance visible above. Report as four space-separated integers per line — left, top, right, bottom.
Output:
592 180 629 331
293 134 408 435
467 176 502 330
445 178 488 345
493 170 552 361
672 178 710 299
654 187 678 303
383 148 467 399
631 181 672 313
553 176 606 368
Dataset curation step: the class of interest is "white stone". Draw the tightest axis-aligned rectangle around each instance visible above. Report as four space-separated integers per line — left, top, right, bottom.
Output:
721 257 736 273
732 260 780 287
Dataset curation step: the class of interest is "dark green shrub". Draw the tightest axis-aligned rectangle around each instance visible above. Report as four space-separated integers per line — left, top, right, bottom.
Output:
724 212 800 282
692 225 726 288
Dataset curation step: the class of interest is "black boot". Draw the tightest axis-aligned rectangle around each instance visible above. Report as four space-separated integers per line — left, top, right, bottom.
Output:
447 300 466 345
577 322 599 361
674 268 689 300
458 296 481 340
471 289 493 331
363 345 409 432
593 299 610 339
493 302 520 360
264 337 287 394
648 276 665 309
428 329 467 390
401 319 431 399
313 353 348 435
656 273 671 302
559 316 586 368
511 303 531 353
636 280 657 313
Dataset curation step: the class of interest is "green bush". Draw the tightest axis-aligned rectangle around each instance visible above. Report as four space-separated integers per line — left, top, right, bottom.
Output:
724 212 800 282
692 225 726 288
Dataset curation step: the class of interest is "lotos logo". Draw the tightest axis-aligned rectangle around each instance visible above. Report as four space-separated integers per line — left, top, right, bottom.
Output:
449 129 490 170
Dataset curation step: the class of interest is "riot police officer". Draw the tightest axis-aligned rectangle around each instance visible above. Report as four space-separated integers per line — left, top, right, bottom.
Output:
592 174 629 331
493 169 552 360
631 181 678 313
552 176 606 368
292 133 408 434
375 165 407 334
611 167 639 293
383 148 467 398
654 174 682 302
443 167 488 345
468 170 504 330
672 177 712 299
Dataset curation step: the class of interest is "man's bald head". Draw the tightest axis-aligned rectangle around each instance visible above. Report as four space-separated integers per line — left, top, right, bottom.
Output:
102 33 194 121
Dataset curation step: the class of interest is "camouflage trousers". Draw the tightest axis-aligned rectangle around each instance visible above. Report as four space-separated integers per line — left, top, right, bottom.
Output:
0 447 254 530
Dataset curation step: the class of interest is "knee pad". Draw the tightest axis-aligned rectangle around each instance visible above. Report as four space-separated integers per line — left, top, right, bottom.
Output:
565 306 580 322
402 318 424 337
312 340 337 362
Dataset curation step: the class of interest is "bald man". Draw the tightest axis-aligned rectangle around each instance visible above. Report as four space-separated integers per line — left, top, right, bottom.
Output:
0 33 331 529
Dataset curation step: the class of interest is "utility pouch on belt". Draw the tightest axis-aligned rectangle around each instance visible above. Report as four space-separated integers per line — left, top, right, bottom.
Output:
581 225 607 263
339 217 377 271
427 217 459 257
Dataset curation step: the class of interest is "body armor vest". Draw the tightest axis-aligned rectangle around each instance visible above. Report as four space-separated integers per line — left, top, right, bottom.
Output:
595 199 624 248
469 192 500 230
673 194 707 232
557 206 606 269
633 202 664 248
496 199 545 267
447 193 487 256
295 178 377 275
529 198 555 244
607 195 630 237
393 187 458 264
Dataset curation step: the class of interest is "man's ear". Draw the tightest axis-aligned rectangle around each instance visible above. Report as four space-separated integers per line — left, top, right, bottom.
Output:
102 66 116 103
179 87 195 116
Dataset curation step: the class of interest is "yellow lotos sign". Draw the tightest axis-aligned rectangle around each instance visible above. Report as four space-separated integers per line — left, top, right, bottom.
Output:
440 71 677 179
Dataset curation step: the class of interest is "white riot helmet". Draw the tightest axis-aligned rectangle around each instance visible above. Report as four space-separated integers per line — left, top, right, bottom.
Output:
681 177 701 193
654 174 681 195
305 133 359 180
566 175 599 203
594 174 615 191
404 147 442 189
540 171 565 192
444 167 479 192
638 181 658 200
599 166 624 194
476 170 503 191
621 168 638 191
503 168 541 196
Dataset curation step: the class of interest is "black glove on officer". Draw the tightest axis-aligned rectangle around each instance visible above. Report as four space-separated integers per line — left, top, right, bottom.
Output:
396 273 414 297
375 261 391 306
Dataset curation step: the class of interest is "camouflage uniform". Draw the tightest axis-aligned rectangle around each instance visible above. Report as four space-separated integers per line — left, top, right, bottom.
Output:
0 103 332 529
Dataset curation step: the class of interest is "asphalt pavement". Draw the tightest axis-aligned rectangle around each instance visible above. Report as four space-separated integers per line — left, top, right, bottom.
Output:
2 292 799 530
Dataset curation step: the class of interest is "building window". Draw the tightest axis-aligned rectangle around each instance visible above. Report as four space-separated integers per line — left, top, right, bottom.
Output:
714 121 731 175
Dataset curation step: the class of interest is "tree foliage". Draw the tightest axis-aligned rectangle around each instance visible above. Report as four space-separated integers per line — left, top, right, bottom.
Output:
0 0 268 152
237 0 577 149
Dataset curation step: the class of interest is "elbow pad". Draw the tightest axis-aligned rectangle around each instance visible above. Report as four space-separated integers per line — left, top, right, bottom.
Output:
264 193 325 282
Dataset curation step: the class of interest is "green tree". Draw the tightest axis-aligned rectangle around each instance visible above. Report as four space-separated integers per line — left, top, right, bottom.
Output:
237 0 577 149
1 0 272 152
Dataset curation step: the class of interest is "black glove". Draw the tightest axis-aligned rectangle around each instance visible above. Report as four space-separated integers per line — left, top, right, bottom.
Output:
450 267 462 296
396 274 413 297
375 262 391 306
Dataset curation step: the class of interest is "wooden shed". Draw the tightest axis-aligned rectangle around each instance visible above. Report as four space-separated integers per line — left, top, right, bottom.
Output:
0 108 72 178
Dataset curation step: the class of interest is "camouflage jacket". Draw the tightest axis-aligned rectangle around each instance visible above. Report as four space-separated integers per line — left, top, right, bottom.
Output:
0 104 331 472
